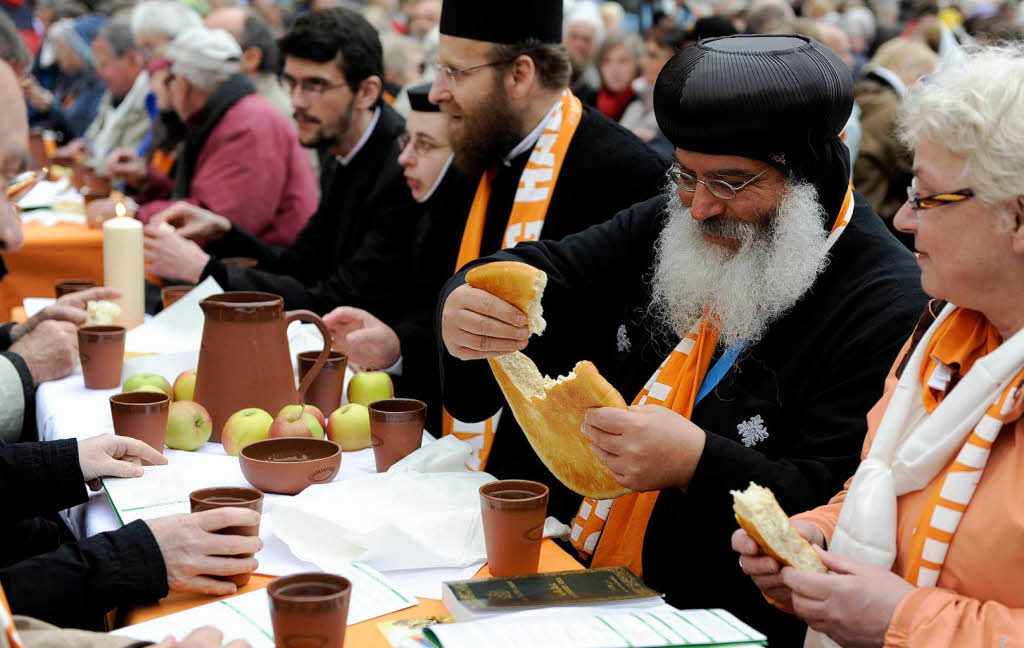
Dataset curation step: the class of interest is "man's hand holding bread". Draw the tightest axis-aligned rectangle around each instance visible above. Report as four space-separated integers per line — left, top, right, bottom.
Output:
441 284 531 360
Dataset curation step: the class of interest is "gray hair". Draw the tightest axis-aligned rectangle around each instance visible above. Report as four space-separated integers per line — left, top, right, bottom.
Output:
596 31 642 66
900 42 1024 225
0 11 31 72
167 26 241 93
98 16 136 58
746 0 795 33
131 0 201 43
381 32 422 85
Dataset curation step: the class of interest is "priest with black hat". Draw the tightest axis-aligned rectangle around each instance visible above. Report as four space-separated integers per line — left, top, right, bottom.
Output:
438 34 928 643
425 0 667 469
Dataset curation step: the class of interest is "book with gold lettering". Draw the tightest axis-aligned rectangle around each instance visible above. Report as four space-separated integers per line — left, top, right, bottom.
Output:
441 566 661 622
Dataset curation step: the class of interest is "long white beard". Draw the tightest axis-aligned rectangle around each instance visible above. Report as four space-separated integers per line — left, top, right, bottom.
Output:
650 180 832 348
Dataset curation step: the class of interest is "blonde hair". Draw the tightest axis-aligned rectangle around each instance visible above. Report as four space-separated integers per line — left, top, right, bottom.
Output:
870 37 938 82
900 42 1024 223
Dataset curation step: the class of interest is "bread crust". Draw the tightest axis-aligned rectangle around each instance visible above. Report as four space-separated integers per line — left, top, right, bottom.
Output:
488 352 631 499
466 261 544 315
732 485 827 574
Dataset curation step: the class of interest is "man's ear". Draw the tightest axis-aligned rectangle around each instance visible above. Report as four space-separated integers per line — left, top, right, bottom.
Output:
355 75 382 110
1011 196 1024 255
505 54 537 101
240 46 262 75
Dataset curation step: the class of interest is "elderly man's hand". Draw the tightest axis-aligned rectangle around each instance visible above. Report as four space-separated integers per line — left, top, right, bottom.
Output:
149 202 231 244
106 148 148 186
78 433 167 490
732 520 826 610
9 286 122 341
144 228 210 284
781 547 914 647
323 306 401 370
154 627 252 648
580 404 707 492
9 320 77 385
84 197 130 228
146 509 263 596
440 284 530 360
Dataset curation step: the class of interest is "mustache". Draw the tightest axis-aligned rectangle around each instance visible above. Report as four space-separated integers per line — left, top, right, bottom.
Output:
698 216 760 241
293 110 320 124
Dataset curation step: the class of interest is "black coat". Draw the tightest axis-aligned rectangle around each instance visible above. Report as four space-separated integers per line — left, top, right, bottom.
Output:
200 103 423 323
0 440 167 629
393 106 667 435
438 192 927 644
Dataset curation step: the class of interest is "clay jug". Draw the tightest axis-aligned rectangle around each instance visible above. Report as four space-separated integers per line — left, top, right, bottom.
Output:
194 292 332 441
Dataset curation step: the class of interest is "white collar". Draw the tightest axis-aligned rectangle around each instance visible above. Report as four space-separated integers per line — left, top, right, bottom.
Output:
502 97 563 166
336 106 381 166
416 153 454 203
872 66 908 99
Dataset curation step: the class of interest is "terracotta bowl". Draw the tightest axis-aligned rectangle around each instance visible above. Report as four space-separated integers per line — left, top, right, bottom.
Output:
239 438 342 495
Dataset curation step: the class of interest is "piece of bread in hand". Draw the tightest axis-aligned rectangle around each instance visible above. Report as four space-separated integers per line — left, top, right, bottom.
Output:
488 351 631 499
731 482 827 573
466 261 547 336
85 300 121 326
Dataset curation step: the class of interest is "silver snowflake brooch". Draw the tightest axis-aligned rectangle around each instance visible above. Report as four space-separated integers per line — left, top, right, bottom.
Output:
616 324 631 353
737 415 769 447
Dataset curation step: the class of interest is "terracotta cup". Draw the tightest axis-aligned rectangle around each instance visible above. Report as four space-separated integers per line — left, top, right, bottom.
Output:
222 257 259 269
55 278 97 297
86 173 111 196
297 351 347 418
268 573 352 648
161 284 195 309
369 398 425 473
78 325 125 389
479 479 549 577
109 391 169 463
28 130 47 167
189 487 263 588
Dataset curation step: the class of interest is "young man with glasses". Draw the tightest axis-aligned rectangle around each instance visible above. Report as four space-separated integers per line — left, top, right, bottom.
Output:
439 35 927 645
142 8 423 324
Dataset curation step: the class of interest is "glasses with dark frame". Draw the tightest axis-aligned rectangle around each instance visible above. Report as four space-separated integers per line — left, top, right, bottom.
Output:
397 133 448 157
906 178 974 217
668 164 771 200
432 59 515 86
278 74 350 99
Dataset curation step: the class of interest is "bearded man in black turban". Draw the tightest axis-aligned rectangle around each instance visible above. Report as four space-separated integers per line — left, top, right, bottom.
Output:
438 34 929 644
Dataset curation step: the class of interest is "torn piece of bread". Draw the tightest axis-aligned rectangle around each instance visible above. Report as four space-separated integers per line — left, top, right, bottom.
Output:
466 261 547 336
85 300 121 326
488 351 630 499
731 482 826 573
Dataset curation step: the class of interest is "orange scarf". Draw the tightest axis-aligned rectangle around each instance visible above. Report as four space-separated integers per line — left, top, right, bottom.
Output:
0 581 24 648
443 90 583 470
573 183 855 574
903 310 1023 587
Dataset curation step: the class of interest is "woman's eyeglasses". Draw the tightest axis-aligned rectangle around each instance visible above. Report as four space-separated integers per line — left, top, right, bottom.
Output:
906 179 974 217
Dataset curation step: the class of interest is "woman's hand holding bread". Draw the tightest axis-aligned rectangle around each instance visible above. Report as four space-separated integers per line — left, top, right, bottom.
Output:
441 284 531 360
732 519 825 609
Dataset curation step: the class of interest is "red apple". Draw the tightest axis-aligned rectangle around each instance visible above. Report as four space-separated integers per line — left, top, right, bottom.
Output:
327 403 371 450
270 406 325 440
221 408 273 456
277 404 327 431
173 369 197 402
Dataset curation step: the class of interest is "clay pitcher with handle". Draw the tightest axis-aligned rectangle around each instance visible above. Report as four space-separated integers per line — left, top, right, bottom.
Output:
194 292 332 441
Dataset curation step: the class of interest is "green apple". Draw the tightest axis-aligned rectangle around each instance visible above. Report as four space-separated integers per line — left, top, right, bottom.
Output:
270 406 325 440
221 407 273 456
346 371 393 407
123 373 173 398
277 404 327 431
165 401 213 451
133 385 168 394
327 403 371 450
173 369 197 402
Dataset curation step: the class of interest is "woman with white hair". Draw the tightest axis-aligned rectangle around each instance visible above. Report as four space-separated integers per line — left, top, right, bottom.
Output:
735 43 1024 648
130 0 202 64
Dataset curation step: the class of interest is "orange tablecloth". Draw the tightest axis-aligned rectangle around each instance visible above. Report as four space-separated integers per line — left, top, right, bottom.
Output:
0 223 103 316
126 540 582 646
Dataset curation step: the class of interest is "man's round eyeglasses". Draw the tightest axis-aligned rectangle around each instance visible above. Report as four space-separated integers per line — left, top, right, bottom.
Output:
906 179 974 217
278 75 349 99
668 165 770 200
432 59 514 85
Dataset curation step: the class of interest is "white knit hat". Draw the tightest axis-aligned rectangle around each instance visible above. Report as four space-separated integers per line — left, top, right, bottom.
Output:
166 26 241 86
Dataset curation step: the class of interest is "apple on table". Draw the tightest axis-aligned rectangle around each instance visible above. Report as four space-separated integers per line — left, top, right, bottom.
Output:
346 371 393 407
166 401 213 451
123 373 173 398
173 369 197 402
222 408 274 456
270 404 326 440
327 403 371 450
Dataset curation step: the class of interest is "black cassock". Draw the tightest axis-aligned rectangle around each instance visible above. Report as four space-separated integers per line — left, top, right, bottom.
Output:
392 106 667 433
438 192 927 644
198 102 423 324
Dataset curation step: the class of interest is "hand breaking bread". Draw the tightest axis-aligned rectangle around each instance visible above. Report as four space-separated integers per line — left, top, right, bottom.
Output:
85 300 121 326
466 261 547 335
488 351 631 499
731 482 827 573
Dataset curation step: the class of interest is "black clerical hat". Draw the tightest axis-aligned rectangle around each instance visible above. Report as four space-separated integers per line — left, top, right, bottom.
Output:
439 0 562 45
408 83 439 112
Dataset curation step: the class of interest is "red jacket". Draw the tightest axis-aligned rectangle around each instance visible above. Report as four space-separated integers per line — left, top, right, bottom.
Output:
138 94 316 247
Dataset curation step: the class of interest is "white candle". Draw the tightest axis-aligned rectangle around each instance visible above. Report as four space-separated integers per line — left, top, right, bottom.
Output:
102 208 144 329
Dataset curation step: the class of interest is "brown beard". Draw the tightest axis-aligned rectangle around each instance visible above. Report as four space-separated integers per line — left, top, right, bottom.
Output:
295 96 356 151
448 81 524 177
